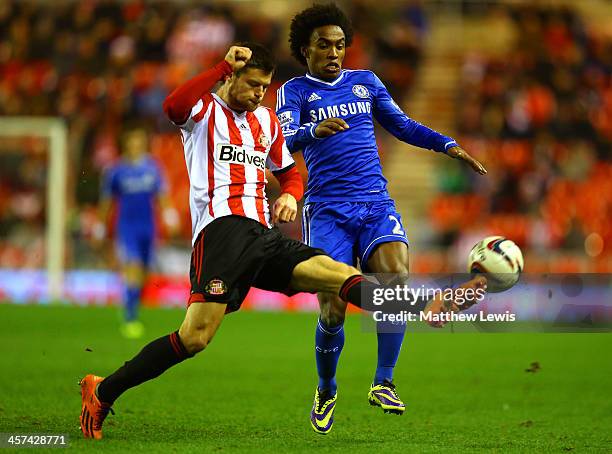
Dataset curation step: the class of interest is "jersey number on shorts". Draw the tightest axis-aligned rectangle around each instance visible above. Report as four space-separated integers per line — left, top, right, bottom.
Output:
388 215 404 236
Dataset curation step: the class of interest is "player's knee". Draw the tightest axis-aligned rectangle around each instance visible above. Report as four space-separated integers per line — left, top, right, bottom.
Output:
325 305 346 327
330 260 360 281
182 334 209 355
314 255 358 277
346 265 360 276
370 248 410 275
328 257 358 276
375 261 409 276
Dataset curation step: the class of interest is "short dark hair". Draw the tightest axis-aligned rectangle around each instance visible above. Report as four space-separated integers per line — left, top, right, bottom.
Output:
234 41 276 76
289 3 354 66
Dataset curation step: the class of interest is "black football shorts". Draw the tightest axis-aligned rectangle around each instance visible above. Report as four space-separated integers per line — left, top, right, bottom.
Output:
189 215 327 312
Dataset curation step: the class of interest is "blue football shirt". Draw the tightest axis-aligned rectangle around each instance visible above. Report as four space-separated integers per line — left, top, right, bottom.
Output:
276 70 458 203
101 156 165 233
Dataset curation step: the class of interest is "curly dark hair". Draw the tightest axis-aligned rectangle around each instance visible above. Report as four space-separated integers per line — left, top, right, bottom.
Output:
289 3 354 66
234 41 276 76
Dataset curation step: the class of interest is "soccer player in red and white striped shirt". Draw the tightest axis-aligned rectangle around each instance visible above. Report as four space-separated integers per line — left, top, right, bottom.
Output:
164 46 301 239
78 44 485 439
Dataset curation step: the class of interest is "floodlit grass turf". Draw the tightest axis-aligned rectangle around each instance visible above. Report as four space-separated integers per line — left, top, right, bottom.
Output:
0 304 611 453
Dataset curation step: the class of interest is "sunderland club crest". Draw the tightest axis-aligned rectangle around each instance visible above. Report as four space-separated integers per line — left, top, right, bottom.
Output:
205 279 227 296
258 134 270 148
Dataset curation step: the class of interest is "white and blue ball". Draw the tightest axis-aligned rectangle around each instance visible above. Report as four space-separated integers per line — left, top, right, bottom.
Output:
467 236 524 293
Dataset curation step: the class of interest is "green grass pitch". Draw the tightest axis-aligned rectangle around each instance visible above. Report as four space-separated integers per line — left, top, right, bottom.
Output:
1 304 611 452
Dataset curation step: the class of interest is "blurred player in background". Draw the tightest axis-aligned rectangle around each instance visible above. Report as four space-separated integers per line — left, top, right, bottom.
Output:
277 4 487 434
95 128 179 339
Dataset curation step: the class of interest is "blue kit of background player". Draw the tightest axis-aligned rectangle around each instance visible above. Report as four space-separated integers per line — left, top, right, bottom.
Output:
102 156 163 267
99 128 177 338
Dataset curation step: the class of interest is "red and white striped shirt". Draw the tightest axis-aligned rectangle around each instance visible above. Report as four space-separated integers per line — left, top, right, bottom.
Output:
179 93 295 244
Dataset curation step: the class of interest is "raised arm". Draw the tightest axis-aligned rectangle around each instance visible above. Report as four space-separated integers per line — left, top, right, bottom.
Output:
163 46 252 125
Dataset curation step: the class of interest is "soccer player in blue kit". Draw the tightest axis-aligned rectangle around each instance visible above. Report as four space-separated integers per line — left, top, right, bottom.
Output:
276 4 487 433
97 128 179 339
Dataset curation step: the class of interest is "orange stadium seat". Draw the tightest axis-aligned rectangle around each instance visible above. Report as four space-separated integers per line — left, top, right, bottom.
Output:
486 214 531 247
133 62 162 90
429 194 486 231
412 252 447 273
497 141 532 172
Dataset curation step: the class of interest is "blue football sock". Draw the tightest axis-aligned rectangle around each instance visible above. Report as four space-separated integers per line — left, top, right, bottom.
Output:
315 317 344 394
124 285 141 322
374 320 406 385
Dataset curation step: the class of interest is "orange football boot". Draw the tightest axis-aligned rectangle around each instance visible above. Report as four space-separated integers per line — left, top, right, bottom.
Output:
79 374 113 439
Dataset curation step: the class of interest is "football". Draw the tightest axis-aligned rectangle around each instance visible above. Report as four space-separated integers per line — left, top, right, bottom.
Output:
467 236 524 293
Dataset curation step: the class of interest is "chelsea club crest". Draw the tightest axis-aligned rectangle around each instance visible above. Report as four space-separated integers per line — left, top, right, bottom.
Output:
352 84 369 99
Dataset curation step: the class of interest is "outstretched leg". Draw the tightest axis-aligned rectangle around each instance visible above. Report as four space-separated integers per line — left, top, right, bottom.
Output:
80 302 226 439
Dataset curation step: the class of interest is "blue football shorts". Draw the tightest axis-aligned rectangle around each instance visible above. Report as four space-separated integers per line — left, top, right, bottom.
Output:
301 200 409 270
116 228 155 268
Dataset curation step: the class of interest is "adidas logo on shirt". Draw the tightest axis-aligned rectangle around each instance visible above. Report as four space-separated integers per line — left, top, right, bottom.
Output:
307 92 322 102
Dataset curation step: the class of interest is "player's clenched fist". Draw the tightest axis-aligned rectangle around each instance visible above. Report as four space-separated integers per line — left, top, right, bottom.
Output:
314 118 349 138
272 193 297 224
224 46 252 72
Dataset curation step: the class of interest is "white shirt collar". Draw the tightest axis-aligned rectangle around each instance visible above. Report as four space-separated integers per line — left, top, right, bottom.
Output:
305 70 345 86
